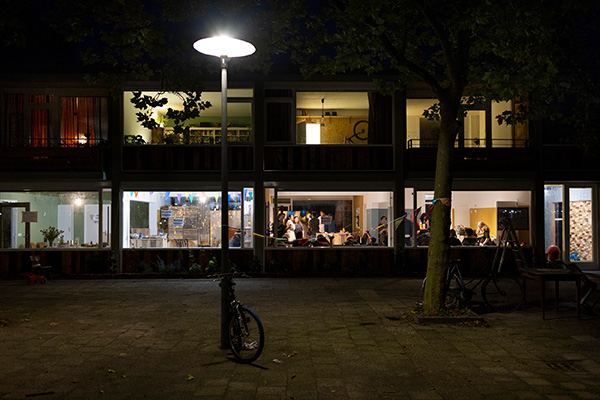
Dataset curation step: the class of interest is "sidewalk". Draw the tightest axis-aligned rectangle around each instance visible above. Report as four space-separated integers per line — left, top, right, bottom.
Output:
0 277 599 399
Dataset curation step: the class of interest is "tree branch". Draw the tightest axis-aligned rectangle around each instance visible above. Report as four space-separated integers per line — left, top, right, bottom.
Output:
377 33 444 94
412 0 468 90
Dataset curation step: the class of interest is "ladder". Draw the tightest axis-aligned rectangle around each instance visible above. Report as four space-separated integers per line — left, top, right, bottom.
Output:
490 218 529 274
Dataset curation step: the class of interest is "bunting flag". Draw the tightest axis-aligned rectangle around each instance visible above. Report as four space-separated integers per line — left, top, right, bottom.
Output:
165 192 171 201
375 214 407 230
189 193 194 203
425 204 434 218
393 214 407 230
177 193 182 203
412 207 422 220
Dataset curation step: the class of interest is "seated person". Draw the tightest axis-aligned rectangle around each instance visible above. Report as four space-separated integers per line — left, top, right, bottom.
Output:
361 231 373 245
229 230 241 247
314 234 330 246
546 245 567 268
462 228 478 245
476 221 493 246
344 234 358 245
449 229 462 246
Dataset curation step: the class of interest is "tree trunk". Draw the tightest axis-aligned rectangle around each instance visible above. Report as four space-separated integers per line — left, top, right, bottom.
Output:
422 99 460 315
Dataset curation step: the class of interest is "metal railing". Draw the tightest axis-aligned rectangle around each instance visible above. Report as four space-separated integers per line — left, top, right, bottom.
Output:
406 138 531 149
0 138 106 147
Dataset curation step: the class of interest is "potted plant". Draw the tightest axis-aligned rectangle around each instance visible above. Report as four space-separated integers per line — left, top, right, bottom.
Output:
40 226 64 247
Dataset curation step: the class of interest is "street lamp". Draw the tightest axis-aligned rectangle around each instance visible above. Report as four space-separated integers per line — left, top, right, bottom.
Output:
194 36 255 349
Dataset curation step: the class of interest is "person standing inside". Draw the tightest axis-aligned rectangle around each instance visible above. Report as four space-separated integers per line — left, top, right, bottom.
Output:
378 216 388 246
309 211 319 241
294 215 303 240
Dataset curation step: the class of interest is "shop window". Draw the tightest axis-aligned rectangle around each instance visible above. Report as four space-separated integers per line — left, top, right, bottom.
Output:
122 190 254 249
265 189 393 247
0 191 110 249
295 92 391 145
123 90 253 145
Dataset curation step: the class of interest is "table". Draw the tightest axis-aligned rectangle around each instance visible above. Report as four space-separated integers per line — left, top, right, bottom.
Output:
521 268 582 319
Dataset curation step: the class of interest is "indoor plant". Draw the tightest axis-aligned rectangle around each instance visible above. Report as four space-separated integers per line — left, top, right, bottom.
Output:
40 226 64 247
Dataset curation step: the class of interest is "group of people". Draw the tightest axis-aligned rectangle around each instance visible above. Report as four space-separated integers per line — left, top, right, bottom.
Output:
275 210 390 247
280 210 336 244
449 221 493 246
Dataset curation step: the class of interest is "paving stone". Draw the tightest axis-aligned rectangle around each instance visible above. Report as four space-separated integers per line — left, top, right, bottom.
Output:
1 278 599 399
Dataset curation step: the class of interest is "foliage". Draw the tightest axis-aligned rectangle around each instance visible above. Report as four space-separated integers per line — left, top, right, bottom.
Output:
40 227 64 245
130 90 211 145
257 0 599 314
205 257 219 274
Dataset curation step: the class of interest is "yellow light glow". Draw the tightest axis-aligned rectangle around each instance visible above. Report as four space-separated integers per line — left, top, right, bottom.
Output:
306 123 321 145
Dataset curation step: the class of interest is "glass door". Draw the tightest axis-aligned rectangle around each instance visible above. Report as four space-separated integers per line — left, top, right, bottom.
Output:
567 186 596 267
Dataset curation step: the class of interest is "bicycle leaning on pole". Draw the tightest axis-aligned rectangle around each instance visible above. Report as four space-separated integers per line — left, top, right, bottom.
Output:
212 270 264 363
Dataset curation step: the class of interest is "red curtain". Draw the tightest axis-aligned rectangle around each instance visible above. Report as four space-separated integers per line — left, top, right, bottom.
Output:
61 97 96 147
30 95 50 147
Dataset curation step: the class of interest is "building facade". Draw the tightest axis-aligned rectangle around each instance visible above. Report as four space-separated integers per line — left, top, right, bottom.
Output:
1 74 598 277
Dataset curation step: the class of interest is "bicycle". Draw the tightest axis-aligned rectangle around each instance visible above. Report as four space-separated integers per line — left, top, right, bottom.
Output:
344 120 368 143
422 253 523 313
213 271 264 363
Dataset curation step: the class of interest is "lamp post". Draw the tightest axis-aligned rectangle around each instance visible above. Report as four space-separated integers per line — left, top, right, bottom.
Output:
194 36 255 349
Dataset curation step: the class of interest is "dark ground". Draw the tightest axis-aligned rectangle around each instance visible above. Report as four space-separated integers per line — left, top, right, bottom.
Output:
1 277 599 399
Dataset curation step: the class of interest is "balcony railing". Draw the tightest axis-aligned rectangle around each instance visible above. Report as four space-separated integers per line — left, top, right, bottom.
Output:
407 138 530 148
122 144 254 171
0 138 107 172
405 141 533 172
263 144 394 171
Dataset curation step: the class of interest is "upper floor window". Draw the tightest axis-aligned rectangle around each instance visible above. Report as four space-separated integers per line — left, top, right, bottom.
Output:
406 99 528 148
123 90 253 145
61 97 108 147
2 93 107 147
293 92 391 145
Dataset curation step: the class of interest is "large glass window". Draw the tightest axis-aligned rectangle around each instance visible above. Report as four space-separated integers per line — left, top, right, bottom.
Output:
406 99 527 148
265 189 393 247
0 191 111 249
406 190 531 247
61 97 108 146
2 94 108 147
122 190 254 249
544 185 564 253
295 92 391 145
123 90 253 145
569 187 594 263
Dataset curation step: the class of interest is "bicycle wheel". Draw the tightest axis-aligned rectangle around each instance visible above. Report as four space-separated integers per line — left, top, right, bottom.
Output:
482 275 523 313
228 306 264 363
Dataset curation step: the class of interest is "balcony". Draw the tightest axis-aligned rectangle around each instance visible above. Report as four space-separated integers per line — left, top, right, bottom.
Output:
122 144 254 171
0 139 107 173
263 145 394 171
405 139 533 173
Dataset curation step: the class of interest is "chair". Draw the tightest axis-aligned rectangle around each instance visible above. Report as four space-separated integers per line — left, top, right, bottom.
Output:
566 263 600 314
30 255 53 281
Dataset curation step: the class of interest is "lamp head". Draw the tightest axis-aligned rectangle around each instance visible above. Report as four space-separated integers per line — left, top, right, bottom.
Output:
193 36 255 58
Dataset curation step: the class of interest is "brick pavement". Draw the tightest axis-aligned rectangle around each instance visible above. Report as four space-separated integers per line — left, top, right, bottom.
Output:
0 278 599 399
